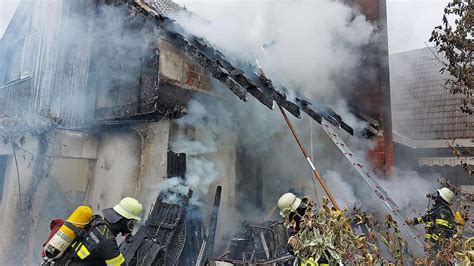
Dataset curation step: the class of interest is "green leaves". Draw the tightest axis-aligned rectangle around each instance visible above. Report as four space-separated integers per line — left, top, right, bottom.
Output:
430 0 473 114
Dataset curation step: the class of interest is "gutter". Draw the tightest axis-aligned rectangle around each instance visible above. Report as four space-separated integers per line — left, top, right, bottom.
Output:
393 131 474 149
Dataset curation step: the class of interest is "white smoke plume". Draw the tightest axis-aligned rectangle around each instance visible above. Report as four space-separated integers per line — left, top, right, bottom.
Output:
324 170 358 208
378 168 438 214
167 99 236 205
176 0 374 100
171 0 441 226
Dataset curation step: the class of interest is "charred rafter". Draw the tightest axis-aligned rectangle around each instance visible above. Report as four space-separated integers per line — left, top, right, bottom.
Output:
135 1 354 135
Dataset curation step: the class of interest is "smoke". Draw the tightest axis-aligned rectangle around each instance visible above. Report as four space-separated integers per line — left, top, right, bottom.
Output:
177 0 374 101
172 0 378 214
170 3 443 253
386 0 451 54
324 170 358 208
159 176 191 204
171 0 376 210
167 99 236 205
378 168 438 213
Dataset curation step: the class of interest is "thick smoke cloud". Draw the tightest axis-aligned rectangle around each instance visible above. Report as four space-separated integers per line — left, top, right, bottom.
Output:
167 99 236 205
171 0 441 236
176 0 374 101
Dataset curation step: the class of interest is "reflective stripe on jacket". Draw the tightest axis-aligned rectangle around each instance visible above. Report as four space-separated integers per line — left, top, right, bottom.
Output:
67 217 125 266
299 257 330 266
414 203 455 243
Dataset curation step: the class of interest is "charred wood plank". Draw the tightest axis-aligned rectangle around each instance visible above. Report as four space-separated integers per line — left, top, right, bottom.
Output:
134 2 354 135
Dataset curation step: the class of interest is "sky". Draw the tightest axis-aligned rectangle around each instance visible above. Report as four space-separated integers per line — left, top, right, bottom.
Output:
0 0 19 38
0 0 450 54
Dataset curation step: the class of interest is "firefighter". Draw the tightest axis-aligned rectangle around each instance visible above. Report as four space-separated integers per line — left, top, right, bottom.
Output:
53 197 143 265
277 192 330 266
406 187 455 252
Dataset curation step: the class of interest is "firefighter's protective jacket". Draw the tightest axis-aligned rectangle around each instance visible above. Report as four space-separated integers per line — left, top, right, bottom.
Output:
413 202 455 244
61 216 125 266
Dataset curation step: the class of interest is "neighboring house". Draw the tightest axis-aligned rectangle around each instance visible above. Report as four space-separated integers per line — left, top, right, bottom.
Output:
391 48 473 234
390 48 474 236
390 47 473 182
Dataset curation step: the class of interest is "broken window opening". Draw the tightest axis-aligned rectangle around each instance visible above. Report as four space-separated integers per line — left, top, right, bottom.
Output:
167 151 186 178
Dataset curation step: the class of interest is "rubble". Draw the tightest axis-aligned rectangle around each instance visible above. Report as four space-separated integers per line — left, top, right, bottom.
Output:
121 189 193 265
210 220 293 265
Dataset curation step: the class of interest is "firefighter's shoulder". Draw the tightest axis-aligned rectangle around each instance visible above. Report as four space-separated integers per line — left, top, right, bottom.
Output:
90 223 115 241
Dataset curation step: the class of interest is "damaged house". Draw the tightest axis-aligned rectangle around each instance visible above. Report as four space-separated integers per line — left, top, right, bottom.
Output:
0 0 395 264
0 1 237 263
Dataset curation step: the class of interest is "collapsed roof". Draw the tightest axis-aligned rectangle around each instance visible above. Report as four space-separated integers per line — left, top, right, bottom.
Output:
135 0 355 136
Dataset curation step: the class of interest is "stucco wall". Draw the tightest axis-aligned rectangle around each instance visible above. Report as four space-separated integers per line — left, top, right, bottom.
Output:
0 130 100 264
84 120 172 221
86 129 141 212
135 120 170 218
0 133 40 263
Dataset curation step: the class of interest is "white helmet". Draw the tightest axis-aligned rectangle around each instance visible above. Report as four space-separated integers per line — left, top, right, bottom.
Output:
113 197 143 221
438 187 455 205
277 192 301 217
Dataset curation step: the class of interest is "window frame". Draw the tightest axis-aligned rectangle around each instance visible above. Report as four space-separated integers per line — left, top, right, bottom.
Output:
2 32 37 85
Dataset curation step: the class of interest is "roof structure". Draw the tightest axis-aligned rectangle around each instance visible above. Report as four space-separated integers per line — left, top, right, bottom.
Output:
146 0 186 18
390 47 473 141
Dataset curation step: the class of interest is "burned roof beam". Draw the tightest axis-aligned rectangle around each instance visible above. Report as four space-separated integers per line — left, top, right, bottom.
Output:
134 1 353 135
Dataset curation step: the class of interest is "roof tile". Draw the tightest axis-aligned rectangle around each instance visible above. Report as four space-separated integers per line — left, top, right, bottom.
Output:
390 48 473 140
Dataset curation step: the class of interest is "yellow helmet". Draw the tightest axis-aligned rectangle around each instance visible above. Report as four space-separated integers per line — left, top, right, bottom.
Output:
438 187 455 205
277 192 301 217
113 197 143 221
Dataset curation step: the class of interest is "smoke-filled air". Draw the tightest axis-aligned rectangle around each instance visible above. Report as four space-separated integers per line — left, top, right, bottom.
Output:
0 0 471 265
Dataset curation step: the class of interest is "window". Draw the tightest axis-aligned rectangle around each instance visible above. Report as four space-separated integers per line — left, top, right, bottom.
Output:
3 32 37 84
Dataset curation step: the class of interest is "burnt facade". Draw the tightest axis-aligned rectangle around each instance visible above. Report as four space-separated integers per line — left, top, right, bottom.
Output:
0 0 236 264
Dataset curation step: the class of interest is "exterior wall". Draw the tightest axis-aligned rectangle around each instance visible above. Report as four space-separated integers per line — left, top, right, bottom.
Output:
86 130 142 211
0 133 40 264
0 125 168 264
0 130 100 264
350 0 393 176
159 38 212 93
0 1 35 113
0 0 96 128
135 120 171 217
207 149 237 254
